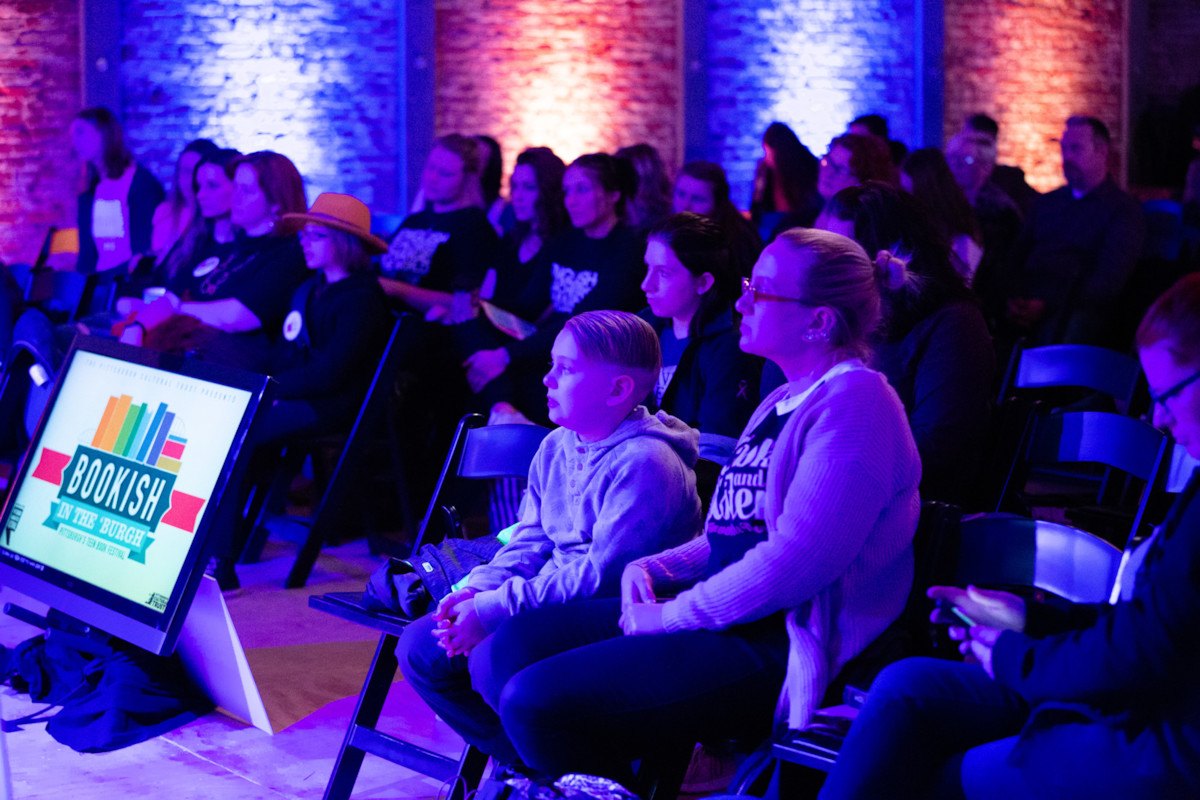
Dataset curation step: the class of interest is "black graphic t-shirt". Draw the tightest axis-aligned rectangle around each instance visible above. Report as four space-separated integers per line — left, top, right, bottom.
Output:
381 207 497 293
703 404 794 577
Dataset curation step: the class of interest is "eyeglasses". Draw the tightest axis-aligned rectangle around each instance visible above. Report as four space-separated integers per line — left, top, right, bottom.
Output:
1149 368 1200 414
741 277 808 305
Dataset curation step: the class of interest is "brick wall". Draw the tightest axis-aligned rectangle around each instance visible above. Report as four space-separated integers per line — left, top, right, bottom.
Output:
705 0 918 209
943 0 1126 192
119 0 401 213
0 0 81 266
434 0 681 184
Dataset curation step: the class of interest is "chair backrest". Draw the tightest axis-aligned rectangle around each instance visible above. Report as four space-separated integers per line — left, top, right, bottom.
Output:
458 424 552 480
997 410 1168 545
1023 411 1167 481
410 414 550 553
941 514 1121 604
998 343 1142 409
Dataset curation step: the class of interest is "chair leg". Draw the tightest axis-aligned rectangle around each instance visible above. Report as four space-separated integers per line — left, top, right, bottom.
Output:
448 745 489 800
323 632 401 800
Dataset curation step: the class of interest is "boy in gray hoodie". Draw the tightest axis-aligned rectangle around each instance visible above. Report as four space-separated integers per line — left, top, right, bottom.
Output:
397 310 702 764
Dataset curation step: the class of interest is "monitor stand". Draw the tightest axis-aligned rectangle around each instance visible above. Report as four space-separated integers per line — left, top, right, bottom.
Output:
175 575 273 733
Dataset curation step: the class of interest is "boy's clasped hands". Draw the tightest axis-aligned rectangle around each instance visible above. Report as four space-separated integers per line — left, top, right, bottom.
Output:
432 586 488 658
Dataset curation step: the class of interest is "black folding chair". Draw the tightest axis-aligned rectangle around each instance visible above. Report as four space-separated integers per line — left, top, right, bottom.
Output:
996 343 1142 411
996 410 1168 545
307 414 550 800
235 314 414 588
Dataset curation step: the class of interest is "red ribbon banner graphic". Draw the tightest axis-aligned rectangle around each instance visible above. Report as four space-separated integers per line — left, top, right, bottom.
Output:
31 449 72 486
160 491 206 534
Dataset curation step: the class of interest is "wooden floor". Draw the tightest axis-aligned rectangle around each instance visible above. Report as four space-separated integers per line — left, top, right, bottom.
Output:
0 534 466 800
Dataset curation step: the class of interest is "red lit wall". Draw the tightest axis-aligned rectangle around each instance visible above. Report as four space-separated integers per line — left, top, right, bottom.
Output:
434 0 682 178
0 0 81 266
943 0 1127 192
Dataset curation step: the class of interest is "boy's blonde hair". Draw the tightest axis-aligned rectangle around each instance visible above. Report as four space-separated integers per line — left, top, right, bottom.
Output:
562 311 661 403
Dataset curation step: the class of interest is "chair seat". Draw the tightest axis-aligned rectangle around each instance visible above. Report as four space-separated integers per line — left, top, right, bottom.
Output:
772 706 858 772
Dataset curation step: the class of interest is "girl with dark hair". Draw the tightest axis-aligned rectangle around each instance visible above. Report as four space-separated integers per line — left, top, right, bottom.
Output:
901 148 984 285
71 107 165 273
154 148 241 290
817 181 994 506
458 147 568 417
382 134 498 316
616 143 673 231
674 160 763 277
150 138 219 259
750 121 822 241
818 133 898 202
640 212 762 460
823 273 1200 800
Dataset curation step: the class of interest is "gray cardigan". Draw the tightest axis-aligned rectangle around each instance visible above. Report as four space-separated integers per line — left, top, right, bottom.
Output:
635 362 921 727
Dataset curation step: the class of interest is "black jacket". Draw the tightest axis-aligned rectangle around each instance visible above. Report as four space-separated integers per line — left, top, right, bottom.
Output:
639 308 762 446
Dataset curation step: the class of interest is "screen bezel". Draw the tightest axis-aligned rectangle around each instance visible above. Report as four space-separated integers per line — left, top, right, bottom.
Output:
0 336 269 655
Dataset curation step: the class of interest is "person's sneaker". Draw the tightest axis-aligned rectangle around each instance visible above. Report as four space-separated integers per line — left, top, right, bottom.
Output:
679 742 739 794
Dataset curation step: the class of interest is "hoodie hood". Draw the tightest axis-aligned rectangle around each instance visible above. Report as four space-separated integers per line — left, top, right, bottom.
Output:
567 405 700 469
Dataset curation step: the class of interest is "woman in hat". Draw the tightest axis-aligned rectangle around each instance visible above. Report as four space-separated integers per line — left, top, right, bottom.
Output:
258 192 393 441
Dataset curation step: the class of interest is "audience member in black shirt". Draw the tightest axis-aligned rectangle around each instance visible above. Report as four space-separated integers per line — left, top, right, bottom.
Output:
674 161 763 278
749 122 822 241
817 182 994 507
901 148 984 287
457 147 568 419
1004 116 1145 348
463 153 644 421
380 134 498 315
118 151 309 371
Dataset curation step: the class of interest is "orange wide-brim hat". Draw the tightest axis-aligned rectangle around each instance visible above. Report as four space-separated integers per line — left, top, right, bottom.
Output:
279 192 389 254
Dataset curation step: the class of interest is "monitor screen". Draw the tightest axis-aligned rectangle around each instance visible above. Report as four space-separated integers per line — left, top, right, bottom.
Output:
0 337 268 654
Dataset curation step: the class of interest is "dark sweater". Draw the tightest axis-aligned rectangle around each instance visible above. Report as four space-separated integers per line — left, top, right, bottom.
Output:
640 309 763 443
269 271 392 425
873 301 994 507
1009 177 1145 346
992 473 1200 792
76 164 164 273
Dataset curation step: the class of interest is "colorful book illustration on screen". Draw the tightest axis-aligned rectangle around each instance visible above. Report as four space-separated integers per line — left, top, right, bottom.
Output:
25 394 208 567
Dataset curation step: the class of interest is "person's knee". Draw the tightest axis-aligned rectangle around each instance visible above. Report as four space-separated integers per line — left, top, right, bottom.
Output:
867 657 948 706
498 665 568 733
396 614 453 683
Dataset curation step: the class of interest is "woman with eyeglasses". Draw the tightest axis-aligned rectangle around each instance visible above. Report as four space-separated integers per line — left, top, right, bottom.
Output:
818 132 897 203
820 273 1200 800
465 229 921 787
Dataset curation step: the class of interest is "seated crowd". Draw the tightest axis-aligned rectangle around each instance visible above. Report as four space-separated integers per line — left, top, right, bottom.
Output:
1 103 1198 800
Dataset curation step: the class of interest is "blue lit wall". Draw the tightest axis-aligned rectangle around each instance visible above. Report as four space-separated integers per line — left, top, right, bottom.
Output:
705 0 918 207
118 1 401 211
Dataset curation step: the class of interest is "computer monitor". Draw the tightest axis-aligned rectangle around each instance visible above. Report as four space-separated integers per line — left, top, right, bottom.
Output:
0 336 269 655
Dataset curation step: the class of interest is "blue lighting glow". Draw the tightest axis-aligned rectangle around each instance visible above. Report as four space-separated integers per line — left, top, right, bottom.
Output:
705 0 917 205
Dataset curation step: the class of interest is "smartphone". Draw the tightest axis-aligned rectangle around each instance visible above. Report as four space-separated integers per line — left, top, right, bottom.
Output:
936 600 977 627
